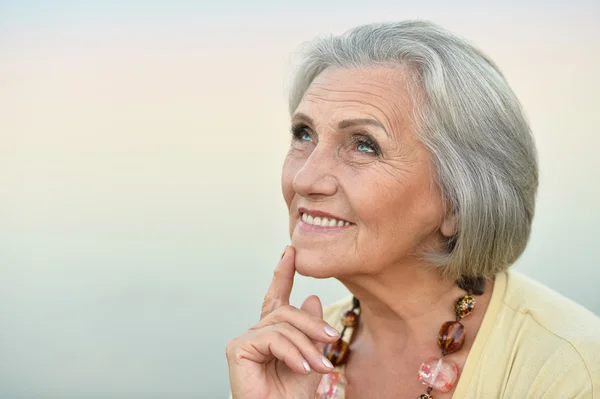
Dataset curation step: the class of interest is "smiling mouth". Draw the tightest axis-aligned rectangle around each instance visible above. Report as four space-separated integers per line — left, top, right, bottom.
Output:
300 212 352 227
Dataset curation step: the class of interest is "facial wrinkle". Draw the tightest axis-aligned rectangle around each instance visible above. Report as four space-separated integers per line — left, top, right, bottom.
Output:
303 84 413 148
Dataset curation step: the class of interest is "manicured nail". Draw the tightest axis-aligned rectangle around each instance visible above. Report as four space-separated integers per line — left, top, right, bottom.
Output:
280 245 288 259
322 356 334 370
323 326 340 337
302 360 311 373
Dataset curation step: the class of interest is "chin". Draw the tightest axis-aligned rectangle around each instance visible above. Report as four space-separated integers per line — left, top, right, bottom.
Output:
294 248 343 279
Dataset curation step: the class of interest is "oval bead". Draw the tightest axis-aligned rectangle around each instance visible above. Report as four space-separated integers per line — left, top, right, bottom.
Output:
417 394 434 399
341 310 359 327
316 371 346 399
324 339 350 366
438 321 466 354
455 295 476 319
418 357 459 393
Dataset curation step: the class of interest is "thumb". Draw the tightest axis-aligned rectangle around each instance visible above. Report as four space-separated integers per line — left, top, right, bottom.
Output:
301 296 329 393
300 295 326 354
300 295 323 319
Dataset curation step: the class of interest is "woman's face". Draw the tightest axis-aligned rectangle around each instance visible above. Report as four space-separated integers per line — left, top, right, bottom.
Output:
282 66 452 279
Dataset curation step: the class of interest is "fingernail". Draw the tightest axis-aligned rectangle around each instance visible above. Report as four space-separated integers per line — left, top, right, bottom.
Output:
323 326 340 337
322 356 334 370
302 360 311 373
280 245 288 259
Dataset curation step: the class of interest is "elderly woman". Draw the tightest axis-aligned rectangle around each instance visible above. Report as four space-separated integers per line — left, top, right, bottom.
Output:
226 21 600 398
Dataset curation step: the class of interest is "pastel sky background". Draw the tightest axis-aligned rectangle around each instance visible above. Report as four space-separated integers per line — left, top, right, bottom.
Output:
1 0 599 397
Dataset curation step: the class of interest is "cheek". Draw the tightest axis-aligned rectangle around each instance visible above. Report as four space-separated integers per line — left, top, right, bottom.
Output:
350 172 441 245
350 177 397 222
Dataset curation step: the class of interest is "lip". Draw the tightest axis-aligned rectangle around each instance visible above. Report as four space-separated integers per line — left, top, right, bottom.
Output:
298 220 352 233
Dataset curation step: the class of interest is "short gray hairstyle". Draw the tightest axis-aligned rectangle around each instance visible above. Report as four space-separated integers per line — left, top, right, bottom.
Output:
288 20 538 279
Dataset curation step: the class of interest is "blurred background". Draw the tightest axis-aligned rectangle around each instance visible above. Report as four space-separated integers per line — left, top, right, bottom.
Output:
1 0 599 397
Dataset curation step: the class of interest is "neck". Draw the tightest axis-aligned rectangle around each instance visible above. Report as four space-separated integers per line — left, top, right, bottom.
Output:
338 258 491 355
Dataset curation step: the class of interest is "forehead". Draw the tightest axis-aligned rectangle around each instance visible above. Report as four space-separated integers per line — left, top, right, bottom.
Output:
296 66 415 134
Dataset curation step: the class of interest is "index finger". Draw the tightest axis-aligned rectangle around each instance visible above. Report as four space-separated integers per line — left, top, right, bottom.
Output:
260 245 296 320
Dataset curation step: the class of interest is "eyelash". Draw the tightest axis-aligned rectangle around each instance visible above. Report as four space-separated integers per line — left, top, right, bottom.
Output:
351 135 381 156
290 124 381 156
290 124 309 140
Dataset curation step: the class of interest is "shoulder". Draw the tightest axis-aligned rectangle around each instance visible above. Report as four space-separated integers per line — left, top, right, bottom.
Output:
502 269 600 343
498 270 600 393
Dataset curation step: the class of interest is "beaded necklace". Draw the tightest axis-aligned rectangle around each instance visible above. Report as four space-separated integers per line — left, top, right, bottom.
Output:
317 277 486 399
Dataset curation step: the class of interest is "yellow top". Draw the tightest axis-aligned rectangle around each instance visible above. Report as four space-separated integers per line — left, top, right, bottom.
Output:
323 270 600 398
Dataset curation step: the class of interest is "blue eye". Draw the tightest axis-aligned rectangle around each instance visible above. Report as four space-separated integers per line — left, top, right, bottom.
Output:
291 125 313 143
353 135 380 156
357 142 375 153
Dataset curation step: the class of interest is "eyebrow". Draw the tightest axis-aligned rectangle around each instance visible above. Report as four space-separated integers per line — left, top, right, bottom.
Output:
292 112 389 137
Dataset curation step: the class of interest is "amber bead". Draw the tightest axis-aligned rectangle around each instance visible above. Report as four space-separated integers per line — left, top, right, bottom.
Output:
438 321 466 354
417 395 434 399
324 339 350 366
341 310 359 327
455 295 476 319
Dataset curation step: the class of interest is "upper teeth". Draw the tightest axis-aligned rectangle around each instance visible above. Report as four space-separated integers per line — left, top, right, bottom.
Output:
301 213 350 227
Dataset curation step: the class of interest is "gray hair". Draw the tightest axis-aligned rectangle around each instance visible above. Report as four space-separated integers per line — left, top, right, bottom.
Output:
288 20 538 279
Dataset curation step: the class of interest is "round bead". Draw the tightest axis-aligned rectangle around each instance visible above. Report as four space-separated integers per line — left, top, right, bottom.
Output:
438 321 466 354
324 339 350 366
455 295 476 319
418 357 459 393
417 395 434 399
341 310 359 327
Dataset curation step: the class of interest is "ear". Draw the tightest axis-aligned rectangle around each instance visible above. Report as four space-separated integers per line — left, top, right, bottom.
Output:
440 212 458 238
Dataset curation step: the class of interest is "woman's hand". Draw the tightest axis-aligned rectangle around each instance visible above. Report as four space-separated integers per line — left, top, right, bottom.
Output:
226 246 341 399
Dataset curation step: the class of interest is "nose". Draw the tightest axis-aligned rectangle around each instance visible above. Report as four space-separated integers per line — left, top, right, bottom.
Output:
292 143 339 199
